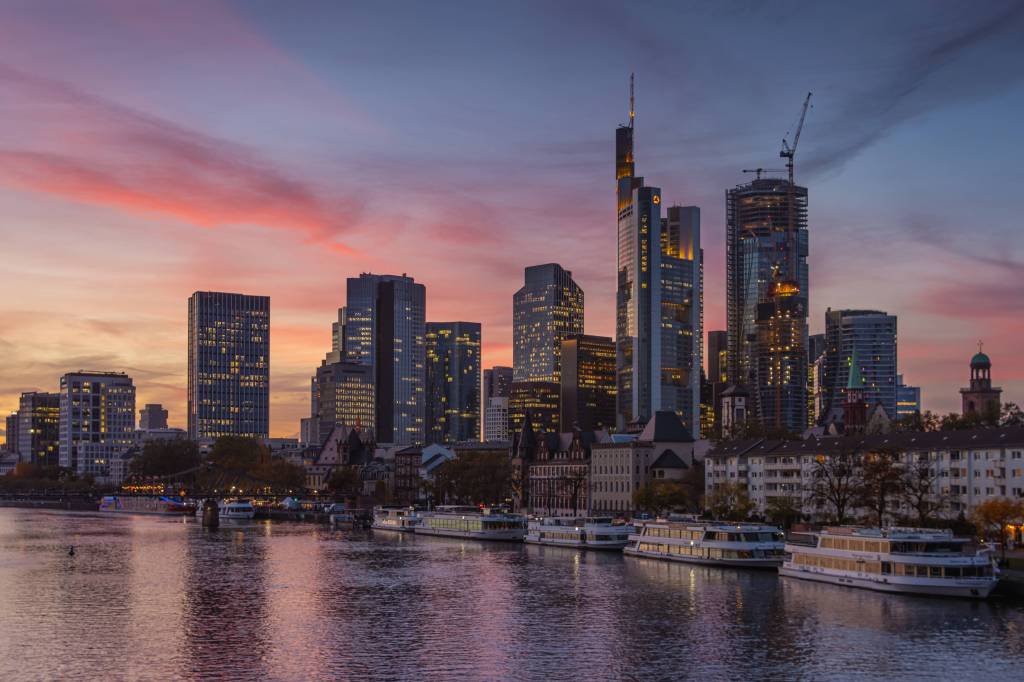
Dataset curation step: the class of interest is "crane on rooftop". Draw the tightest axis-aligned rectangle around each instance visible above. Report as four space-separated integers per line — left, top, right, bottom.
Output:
780 91 813 186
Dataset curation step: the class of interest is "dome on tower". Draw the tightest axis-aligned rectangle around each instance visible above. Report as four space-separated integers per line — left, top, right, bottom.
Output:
970 351 991 368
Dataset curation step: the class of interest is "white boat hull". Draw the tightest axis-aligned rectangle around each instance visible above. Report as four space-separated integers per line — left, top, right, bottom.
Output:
779 565 998 598
525 536 628 550
624 547 782 569
415 527 525 542
371 523 416 533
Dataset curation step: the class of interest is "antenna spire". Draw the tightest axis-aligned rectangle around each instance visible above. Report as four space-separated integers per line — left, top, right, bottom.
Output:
629 73 634 129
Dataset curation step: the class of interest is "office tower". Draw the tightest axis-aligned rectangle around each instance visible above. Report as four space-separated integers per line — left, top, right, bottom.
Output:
138 404 169 431
425 322 481 444
484 397 509 442
960 347 1001 417
188 292 270 440
509 381 560 435
312 358 375 438
560 335 616 432
807 333 826 427
895 375 921 420
58 371 135 478
725 175 809 432
614 81 703 434
820 309 897 422
5 413 18 456
17 392 60 467
484 366 513 400
341 273 426 444
707 331 728 385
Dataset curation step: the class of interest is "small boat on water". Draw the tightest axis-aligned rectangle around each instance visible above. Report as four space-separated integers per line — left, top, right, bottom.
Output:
371 506 422 532
525 516 634 550
415 505 527 542
624 518 785 568
99 495 194 515
780 526 999 598
218 499 256 519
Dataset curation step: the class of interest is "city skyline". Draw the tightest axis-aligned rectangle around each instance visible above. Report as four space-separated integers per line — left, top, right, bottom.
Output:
1 2 1023 437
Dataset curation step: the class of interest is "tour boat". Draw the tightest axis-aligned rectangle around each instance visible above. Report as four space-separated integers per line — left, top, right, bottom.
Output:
371 506 422 533
218 499 256 519
624 519 785 568
780 526 999 598
414 505 527 541
99 495 194 515
525 516 634 550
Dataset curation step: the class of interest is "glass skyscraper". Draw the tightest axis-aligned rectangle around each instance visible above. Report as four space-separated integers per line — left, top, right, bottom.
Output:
312 358 375 439
188 291 270 440
559 334 616 432
17 392 60 467
425 321 481 444
820 309 898 422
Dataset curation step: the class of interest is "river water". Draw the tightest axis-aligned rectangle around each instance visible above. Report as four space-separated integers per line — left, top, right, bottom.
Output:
0 509 1020 681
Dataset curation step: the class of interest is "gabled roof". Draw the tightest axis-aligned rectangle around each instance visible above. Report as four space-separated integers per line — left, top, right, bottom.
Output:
638 411 694 443
651 449 688 469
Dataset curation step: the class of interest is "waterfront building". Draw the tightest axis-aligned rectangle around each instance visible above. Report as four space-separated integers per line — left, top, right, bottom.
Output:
138 403 168 431
819 309 897 423
340 273 426 445
560 334 616 432
484 396 509 442
312 358 375 440
17 392 60 467
895 375 921 420
425 322 481 444
187 291 270 440
725 176 809 433
58 371 135 479
518 428 611 517
960 347 1001 418
614 89 703 434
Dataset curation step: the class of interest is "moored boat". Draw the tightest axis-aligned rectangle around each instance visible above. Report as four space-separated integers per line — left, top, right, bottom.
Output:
780 526 999 598
624 519 785 568
371 506 422 532
99 495 195 515
525 516 634 550
414 505 526 542
218 499 256 519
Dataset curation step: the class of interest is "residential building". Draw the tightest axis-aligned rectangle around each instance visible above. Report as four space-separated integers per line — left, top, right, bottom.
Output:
896 375 921 420
138 403 168 431
560 334 616 432
960 347 1001 418
58 371 135 479
17 392 60 467
820 309 897 423
484 396 509 442
425 322 481 444
340 273 426 445
188 291 270 440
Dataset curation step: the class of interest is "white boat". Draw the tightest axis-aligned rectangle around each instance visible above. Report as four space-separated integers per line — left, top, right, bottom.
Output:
780 526 999 599
218 499 256 519
414 505 526 542
525 516 634 550
624 519 785 568
371 506 422 532
100 495 194 516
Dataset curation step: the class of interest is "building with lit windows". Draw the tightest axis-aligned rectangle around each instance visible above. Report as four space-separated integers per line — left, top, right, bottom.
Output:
483 366 512 440
560 335 616 432
509 380 560 435
484 397 509 442
58 371 135 479
896 375 921 420
425 321 481 444
819 309 897 423
484 366 513 400
725 176 809 432
187 291 270 440
340 273 426 445
312 358 375 442
17 392 60 467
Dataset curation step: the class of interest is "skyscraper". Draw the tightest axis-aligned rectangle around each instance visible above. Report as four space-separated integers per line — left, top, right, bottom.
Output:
5 412 19 456
820 309 897 422
188 292 270 440
138 403 169 430
17 392 60 467
59 371 135 478
895 375 921 420
614 80 703 434
425 321 481 444
312 358 375 439
482 366 512 442
560 334 616 432
725 176 809 432
341 273 426 444
483 366 513 400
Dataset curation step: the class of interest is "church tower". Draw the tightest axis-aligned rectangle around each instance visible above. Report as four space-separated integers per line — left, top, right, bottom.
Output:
960 343 1001 417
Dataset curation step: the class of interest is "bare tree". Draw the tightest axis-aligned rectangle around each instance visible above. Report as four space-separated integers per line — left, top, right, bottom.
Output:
807 449 861 524
558 469 588 516
856 450 904 527
901 456 949 525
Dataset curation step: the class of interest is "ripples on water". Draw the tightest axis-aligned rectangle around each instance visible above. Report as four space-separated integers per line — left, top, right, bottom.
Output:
0 509 1020 681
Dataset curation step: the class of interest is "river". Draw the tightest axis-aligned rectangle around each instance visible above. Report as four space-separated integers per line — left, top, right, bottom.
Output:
0 509 1020 681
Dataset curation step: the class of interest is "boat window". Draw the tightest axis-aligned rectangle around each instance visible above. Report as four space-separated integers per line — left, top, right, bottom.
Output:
881 562 891 575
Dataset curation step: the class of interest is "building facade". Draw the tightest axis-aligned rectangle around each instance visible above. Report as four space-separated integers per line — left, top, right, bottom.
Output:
312 358 375 440
896 375 921 420
559 334 616 432
512 264 584 384
425 321 481 444
483 366 513 440
17 392 60 467
138 404 168 431
509 380 560 435
484 397 509 442
188 291 270 440
960 349 1001 418
58 371 135 479
5 412 19 456
820 309 897 423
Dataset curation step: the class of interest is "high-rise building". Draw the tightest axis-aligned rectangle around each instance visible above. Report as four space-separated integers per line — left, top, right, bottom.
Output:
425 322 481 444
4 412 19 456
312 358 375 439
187 292 270 440
707 331 728 386
341 273 426 444
484 366 513 400
614 83 702 434
138 404 169 431
17 392 60 467
484 397 509 442
820 309 897 422
509 381 560 435
725 176 809 432
58 371 135 478
895 375 921 420
560 335 616 432
807 333 826 427
483 366 513 441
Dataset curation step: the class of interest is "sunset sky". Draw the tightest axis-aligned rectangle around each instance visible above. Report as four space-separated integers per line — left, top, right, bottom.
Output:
1 1 1022 438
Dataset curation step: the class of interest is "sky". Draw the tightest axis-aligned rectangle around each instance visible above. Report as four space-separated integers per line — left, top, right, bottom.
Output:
1 0 1022 438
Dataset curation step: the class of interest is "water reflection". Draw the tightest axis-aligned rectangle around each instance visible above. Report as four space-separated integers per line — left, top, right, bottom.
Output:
0 510 1021 681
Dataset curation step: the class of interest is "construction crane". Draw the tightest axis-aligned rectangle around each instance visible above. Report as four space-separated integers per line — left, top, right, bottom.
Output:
742 168 786 180
780 91 813 185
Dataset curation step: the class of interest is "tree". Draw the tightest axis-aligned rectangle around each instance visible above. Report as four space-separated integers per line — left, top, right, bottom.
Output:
972 498 1024 562
1000 403 1024 427
807 449 861 524
765 496 802 529
428 452 511 506
633 484 657 514
634 480 693 516
704 482 754 521
900 457 949 525
129 440 201 479
855 450 905 527
558 469 588 516
894 411 940 433
326 467 360 497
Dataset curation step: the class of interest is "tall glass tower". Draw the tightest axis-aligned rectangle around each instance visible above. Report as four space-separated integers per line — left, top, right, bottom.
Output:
425 321 481 444
821 309 897 422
